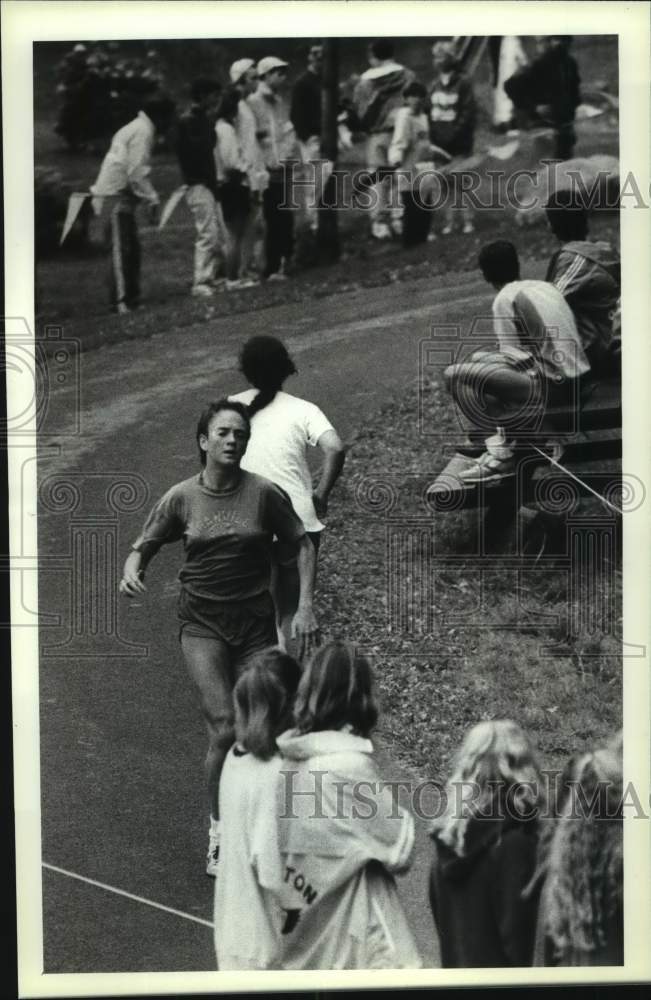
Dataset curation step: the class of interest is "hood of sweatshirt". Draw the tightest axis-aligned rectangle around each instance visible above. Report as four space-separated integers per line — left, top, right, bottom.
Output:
276 727 374 760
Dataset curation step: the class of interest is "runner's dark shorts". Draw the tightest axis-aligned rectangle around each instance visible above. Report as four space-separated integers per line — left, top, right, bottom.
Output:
178 588 277 667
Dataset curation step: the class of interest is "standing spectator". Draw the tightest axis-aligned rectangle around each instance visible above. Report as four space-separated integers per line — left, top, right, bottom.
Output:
214 88 258 290
429 720 543 967
273 641 422 969
175 78 223 298
90 94 175 313
504 36 581 160
429 39 477 236
214 649 302 969
248 56 298 280
353 40 414 239
535 733 623 966
290 44 324 233
230 59 269 279
229 336 345 650
388 80 438 246
489 36 528 132
544 189 621 375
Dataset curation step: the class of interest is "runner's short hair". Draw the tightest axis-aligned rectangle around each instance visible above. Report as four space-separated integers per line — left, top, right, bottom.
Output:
478 240 520 284
195 399 251 465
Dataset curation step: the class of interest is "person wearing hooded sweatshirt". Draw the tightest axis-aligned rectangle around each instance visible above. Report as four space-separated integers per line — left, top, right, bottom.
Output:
353 39 415 239
429 720 543 967
271 641 421 970
544 189 621 377
213 649 302 970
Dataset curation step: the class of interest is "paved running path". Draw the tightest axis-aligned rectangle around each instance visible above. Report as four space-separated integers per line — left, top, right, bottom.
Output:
38 268 501 972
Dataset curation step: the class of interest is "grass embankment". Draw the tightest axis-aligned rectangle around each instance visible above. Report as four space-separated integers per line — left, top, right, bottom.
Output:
318 381 622 781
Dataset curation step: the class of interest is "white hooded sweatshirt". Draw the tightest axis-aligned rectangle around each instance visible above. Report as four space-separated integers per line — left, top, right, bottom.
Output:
269 728 422 970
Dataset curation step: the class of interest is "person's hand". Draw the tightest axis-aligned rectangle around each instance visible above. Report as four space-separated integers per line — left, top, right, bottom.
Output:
291 605 321 662
147 201 160 225
119 558 147 597
312 491 328 520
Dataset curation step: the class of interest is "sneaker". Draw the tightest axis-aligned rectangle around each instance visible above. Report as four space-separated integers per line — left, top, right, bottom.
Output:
206 835 220 877
266 271 288 282
116 302 131 315
371 221 392 240
390 218 403 237
225 277 259 291
456 439 487 459
458 450 516 483
441 223 454 236
462 221 475 235
192 285 214 298
427 230 437 242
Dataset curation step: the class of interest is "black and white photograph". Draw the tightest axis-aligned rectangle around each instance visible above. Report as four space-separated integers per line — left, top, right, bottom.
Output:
4 0 651 994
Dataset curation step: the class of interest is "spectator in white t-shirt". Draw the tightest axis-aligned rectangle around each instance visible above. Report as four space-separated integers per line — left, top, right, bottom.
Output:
230 336 345 647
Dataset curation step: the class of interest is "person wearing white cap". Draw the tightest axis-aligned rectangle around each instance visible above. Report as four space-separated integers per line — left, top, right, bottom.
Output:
247 56 298 279
229 58 269 279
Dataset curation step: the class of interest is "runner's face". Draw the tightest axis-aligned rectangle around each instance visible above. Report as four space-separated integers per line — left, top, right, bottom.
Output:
201 410 249 467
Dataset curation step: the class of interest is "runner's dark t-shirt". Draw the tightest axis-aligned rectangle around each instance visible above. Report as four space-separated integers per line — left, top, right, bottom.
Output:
131 471 305 602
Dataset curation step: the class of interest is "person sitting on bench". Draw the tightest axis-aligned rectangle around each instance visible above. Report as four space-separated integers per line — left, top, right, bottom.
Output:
444 240 590 483
545 189 621 377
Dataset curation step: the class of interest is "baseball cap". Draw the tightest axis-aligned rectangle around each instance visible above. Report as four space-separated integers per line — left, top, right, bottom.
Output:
230 58 255 84
257 56 289 77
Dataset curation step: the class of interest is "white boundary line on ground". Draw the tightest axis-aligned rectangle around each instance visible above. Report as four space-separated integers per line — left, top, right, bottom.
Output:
42 862 214 929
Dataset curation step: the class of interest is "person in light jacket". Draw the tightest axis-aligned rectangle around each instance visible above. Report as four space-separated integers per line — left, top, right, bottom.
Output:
271 640 422 969
214 649 302 969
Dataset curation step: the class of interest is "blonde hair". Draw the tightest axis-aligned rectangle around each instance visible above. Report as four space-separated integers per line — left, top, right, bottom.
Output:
234 649 301 760
543 732 623 958
293 640 378 738
433 720 543 857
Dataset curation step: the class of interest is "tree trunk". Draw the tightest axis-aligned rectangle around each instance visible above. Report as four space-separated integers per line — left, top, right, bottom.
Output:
317 38 339 262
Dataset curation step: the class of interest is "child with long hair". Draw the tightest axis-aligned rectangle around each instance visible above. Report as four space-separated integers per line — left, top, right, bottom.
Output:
536 731 623 966
213 648 301 969
272 640 421 969
429 720 543 967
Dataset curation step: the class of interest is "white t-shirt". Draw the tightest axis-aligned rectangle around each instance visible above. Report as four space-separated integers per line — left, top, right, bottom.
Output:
229 389 334 532
214 747 286 970
492 279 590 380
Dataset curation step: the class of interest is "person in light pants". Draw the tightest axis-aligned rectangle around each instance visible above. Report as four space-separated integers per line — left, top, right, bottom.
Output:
176 78 224 297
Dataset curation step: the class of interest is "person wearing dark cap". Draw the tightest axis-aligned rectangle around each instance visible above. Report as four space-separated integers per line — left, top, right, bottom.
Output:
175 78 223 297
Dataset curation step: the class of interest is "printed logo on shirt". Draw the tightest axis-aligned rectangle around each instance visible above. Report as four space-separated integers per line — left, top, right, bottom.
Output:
190 511 252 537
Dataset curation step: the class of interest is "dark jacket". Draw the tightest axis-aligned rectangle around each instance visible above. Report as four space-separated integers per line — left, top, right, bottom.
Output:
290 69 321 142
175 104 218 196
428 70 476 157
546 240 621 372
429 817 540 968
504 47 581 129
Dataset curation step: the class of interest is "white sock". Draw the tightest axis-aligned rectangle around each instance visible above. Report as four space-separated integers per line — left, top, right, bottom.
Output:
209 817 221 840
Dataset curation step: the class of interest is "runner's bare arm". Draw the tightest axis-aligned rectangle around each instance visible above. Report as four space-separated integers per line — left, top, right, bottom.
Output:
119 541 163 597
291 534 320 659
313 430 346 519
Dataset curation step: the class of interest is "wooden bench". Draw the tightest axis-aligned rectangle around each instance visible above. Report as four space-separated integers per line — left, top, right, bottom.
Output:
428 378 622 551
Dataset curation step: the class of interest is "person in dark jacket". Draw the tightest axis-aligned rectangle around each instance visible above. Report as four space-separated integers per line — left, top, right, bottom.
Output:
290 44 324 233
176 78 223 297
545 187 621 376
429 720 543 967
504 36 581 160
429 39 477 235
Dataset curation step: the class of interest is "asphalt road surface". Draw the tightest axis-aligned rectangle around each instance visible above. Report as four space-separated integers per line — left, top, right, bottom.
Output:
37 268 495 973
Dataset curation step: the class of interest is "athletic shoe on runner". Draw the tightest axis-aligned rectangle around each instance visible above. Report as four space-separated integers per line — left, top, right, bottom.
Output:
206 835 220 877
